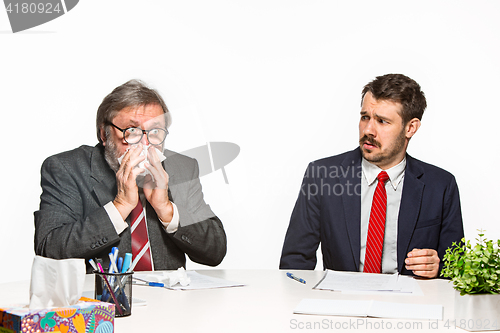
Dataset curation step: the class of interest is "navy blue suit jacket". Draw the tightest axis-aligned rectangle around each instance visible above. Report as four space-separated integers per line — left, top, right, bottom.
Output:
279 148 464 275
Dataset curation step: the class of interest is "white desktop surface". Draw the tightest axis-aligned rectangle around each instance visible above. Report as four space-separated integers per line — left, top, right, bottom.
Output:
0 270 463 332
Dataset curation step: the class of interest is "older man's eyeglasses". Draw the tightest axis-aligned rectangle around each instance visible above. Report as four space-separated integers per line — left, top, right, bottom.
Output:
108 122 168 145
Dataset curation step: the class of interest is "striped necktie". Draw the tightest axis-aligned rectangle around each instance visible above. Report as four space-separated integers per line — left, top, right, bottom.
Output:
363 171 390 274
130 200 153 271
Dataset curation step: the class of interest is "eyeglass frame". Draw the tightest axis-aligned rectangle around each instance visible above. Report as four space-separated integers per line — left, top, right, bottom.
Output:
106 121 169 145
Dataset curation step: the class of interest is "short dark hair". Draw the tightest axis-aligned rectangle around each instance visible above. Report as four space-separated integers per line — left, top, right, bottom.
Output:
361 74 427 124
96 79 172 144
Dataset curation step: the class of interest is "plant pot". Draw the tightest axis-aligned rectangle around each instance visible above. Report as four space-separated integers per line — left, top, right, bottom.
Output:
454 290 500 331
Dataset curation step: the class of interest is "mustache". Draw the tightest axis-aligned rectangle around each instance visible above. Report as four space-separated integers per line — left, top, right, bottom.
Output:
359 135 381 148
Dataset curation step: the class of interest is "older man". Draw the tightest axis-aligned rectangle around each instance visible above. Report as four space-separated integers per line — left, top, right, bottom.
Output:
35 80 226 272
280 74 464 278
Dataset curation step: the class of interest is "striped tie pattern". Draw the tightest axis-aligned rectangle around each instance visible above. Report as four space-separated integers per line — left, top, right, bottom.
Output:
363 171 390 274
130 201 153 271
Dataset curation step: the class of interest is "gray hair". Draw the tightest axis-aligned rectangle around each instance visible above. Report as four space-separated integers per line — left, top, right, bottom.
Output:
96 79 172 144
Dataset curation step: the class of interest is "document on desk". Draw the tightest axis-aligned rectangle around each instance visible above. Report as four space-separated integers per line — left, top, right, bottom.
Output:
294 299 443 320
170 271 244 290
314 270 422 295
134 271 245 290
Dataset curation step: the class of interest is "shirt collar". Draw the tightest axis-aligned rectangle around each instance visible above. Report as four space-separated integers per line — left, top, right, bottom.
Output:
362 157 406 191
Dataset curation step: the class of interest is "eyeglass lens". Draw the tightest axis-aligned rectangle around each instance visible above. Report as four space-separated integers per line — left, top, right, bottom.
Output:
124 128 167 145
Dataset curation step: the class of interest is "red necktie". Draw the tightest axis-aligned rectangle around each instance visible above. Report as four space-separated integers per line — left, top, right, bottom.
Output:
130 201 153 271
363 171 390 274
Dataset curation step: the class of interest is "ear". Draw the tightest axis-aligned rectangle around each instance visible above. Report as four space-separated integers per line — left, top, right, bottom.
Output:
405 118 421 139
100 126 107 146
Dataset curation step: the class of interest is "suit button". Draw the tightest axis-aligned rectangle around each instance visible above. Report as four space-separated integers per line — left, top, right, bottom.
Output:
90 243 96 249
102 237 108 244
181 235 191 244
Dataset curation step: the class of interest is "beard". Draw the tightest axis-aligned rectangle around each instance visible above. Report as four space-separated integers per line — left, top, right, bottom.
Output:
359 129 406 165
104 129 121 173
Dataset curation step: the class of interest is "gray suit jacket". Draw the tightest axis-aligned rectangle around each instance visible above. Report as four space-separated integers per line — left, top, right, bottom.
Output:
34 144 227 272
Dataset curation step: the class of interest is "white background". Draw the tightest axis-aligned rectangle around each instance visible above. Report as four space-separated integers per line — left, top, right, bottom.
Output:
1 1 499 284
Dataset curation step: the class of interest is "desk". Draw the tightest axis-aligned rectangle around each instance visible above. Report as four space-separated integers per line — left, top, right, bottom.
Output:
0 270 464 332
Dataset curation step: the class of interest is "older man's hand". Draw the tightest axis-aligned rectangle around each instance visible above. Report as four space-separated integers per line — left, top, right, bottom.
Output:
143 146 174 223
113 144 145 220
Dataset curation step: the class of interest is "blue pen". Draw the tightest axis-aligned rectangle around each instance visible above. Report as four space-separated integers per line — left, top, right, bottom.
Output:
122 253 132 273
133 277 164 287
112 247 119 262
111 247 119 271
89 259 98 271
286 272 306 284
117 257 123 273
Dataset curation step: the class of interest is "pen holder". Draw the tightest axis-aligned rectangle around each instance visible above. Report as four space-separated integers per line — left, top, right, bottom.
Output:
94 271 133 317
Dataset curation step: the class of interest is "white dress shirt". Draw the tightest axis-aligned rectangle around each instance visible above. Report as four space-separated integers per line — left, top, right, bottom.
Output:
359 157 406 273
104 200 179 235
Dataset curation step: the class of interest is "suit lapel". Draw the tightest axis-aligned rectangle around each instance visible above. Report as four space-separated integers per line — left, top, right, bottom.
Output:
340 148 362 270
397 154 424 273
89 145 117 207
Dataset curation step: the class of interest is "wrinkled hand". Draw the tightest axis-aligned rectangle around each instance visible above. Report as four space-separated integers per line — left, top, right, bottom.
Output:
143 146 174 222
113 144 145 220
405 248 440 278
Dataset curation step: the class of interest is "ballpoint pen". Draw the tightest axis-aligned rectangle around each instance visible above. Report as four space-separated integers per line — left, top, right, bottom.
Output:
108 253 120 274
89 259 98 271
133 277 165 287
286 272 306 284
117 257 124 273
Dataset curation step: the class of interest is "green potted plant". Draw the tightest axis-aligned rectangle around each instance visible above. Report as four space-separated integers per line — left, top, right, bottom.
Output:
441 230 500 331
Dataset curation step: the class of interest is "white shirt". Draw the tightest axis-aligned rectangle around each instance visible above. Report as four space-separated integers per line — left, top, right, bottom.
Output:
104 201 179 235
359 157 406 273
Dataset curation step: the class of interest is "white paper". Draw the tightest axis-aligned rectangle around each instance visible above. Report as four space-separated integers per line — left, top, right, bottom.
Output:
134 271 245 290
294 299 443 320
314 270 421 295
294 299 373 317
29 256 86 309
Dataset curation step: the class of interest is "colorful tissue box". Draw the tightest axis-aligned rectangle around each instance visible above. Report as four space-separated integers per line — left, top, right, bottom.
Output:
0 297 114 333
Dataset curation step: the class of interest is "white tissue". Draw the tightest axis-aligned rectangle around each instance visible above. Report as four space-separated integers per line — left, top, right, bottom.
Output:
117 145 166 178
142 268 191 287
29 256 86 309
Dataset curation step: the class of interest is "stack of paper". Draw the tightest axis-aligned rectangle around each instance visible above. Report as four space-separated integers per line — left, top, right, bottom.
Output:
314 270 422 295
294 299 442 320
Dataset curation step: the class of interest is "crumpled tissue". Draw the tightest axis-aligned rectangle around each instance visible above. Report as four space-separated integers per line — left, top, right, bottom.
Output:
29 256 86 309
117 144 166 179
141 267 191 288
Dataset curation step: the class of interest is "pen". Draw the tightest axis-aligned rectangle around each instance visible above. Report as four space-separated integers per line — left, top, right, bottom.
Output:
117 257 124 273
111 247 119 270
286 272 306 284
89 259 98 271
122 253 132 273
133 277 165 287
112 247 119 260
108 253 120 274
